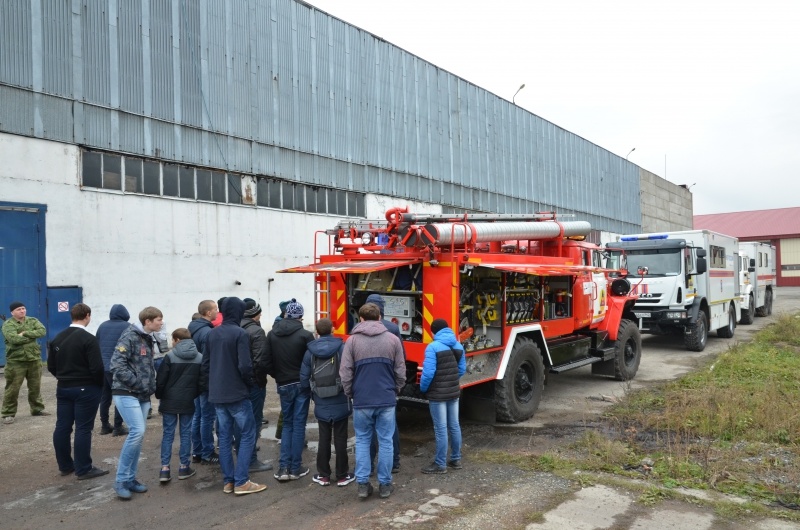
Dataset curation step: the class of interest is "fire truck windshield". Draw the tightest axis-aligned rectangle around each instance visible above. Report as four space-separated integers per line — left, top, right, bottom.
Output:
624 249 682 277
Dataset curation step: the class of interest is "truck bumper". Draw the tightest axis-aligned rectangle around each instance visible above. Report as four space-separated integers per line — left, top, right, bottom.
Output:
631 308 691 334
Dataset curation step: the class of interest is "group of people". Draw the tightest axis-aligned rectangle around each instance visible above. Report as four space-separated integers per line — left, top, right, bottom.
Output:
2 292 468 502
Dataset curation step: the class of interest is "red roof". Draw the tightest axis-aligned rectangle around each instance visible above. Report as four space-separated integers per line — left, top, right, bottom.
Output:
694 207 800 239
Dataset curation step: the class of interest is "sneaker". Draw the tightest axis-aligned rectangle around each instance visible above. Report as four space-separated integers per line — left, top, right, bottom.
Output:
249 460 273 473
159 468 171 483
202 452 219 465
379 483 394 499
447 460 463 470
178 466 196 480
114 481 132 500
32 410 51 416
337 473 356 487
192 454 202 464
223 482 234 494
357 482 374 499
59 468 75 477
99 423 113 435
126 479 148 493
112 426 129 437
289 467 310 480
2 416 14 424
421 463 447 474
312 474 330 486
392 464 401 474
77 466 109 481
273 467 290 482
234 480 267 495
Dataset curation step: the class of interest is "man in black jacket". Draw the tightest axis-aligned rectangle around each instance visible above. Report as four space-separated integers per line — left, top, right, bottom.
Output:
264 298 314 482
48 303 108 480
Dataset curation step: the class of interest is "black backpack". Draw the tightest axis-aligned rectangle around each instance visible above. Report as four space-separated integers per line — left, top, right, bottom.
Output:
310 350 343 398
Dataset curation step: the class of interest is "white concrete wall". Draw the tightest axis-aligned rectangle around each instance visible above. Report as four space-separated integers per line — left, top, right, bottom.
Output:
0 133 440 335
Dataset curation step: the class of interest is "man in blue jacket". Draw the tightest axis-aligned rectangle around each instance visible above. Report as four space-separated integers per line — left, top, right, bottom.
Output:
188 300 219 465
419 319 467 474
95 304 130 436
200 297 266 496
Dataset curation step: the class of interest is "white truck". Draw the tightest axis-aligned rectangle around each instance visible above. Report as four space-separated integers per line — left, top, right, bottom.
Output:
738 242 777 324
608 230 741 352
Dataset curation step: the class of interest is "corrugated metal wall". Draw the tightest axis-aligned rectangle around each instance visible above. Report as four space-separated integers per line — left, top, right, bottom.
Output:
0 0 641 233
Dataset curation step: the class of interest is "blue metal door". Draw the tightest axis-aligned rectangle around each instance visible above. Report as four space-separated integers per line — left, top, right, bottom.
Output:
0 203 48 365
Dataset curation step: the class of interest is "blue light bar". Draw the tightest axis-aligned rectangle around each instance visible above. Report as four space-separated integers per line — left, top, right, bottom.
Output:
620 234 669 241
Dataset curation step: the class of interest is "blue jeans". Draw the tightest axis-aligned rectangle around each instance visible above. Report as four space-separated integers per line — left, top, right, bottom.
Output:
53 385 102 476
191 392 216 459
233 385 266 464
277 383 310 473
113 395 150 484
161 413 193 467
370 419 400 469
216 399 256 487
428 399 462 467
354 406 395 486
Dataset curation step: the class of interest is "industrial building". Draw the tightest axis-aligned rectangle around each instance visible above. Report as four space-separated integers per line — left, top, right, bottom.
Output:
694 207 800 286
0 0 691 363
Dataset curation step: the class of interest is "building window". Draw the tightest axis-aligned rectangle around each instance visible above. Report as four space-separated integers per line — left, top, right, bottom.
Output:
80 149 366 217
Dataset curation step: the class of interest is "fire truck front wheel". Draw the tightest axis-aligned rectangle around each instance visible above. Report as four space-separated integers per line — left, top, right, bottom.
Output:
684 310 708 352
495 337 545 423
612 319 642 381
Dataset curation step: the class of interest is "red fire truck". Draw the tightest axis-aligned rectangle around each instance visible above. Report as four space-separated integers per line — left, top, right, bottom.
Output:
280 207 641 423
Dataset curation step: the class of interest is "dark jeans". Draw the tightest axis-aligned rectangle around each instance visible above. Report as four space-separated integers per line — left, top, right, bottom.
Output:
371 417 400 469
53 384 102 476
191 392 216 459
277 383 310 473
216 399 256 487
317 417 349 480
233 385 266 464
99 372 122 428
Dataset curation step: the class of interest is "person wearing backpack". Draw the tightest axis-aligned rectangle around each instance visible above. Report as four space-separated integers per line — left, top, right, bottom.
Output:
419 319 467 474
299 318 355 487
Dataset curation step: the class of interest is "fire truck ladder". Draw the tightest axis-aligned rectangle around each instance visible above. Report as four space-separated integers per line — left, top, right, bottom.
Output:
313 230 332 323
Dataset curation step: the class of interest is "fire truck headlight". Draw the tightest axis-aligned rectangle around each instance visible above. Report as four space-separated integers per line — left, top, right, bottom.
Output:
666 311 686 319
361 232 372 245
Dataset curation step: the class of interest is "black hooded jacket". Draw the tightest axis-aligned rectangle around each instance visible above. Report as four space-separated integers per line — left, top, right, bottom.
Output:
200 297 253 404
264 317 314 387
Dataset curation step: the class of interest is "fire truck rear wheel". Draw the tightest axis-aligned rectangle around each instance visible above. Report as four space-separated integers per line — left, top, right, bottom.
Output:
613 319 642 381
684 310 708 352
717 306 736 338
756 290 773 317
494 337 545 423
740 294 755 325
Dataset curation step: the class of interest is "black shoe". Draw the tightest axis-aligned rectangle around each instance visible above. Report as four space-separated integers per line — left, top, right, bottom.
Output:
289 467 309 480
159 468 171 483
191 454 202 463
274 467 290 482
421 463 447 474
112 426 129 437
392 464 400 473
447 460 463 470
99 423 113 435
178 466 196 480
201 452 219 465
379 483 394 499
59 468 75 477
77 466 109 480
357 482 374 499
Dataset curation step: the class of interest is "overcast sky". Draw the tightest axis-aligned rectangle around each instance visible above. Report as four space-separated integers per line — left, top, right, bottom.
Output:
306 0 799 215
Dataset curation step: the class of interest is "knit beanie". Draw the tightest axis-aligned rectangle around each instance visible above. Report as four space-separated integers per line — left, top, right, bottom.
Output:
278 300 291 314
243 298 262 318
9 301 24 312
284 299 304 319
431 318 448 335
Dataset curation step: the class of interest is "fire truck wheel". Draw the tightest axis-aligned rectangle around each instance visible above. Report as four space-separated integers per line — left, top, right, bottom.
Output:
717 306 736 338
756 290 773 317
494 337 545 423
613 319 642 381
684 310 708 352
766 290 773 316
740 294 755 325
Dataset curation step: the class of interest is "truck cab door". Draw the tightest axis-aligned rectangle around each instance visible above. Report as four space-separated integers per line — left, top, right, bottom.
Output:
591 249 608 323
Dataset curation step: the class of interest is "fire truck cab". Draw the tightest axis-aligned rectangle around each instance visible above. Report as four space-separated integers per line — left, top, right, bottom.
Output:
281 207 642 423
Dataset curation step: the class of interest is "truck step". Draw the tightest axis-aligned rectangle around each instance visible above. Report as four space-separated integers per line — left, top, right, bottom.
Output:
589 346 617 360
550 356 603 373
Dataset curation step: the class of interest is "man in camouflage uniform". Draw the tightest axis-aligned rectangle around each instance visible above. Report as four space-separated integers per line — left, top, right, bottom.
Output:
2 301 48 423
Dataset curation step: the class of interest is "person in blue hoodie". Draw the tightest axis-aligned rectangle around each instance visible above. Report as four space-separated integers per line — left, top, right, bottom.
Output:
299 318 354 487
95 304 130 436
188 300 219 465
419 319 467 475
200 297 266 496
